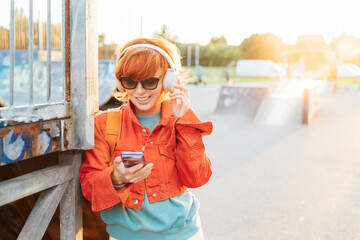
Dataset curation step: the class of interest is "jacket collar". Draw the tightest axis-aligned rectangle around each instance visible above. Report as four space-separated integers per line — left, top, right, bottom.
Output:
125 100 175 126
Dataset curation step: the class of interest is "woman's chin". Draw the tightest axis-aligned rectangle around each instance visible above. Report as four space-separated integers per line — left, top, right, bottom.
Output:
134 103 157 115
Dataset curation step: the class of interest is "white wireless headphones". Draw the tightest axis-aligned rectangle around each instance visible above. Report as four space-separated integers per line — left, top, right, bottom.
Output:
116 43 178 90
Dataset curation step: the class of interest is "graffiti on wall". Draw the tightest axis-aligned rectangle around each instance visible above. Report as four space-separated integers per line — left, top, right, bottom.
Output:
0 120 62 165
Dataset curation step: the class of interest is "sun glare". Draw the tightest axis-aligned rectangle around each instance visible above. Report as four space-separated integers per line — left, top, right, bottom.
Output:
97 0 360 46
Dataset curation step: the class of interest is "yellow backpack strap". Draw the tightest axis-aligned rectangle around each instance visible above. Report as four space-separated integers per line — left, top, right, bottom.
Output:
105 107 123 165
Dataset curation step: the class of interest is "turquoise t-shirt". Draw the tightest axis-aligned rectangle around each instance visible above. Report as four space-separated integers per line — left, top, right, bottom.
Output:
101 111 201 240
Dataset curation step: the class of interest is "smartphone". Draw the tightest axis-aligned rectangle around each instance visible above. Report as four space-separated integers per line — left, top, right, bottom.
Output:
121 151 145 168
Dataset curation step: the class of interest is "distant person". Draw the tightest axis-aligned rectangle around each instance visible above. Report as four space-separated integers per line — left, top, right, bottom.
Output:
225 70 230 82
80 37 213 240
195 65 205 85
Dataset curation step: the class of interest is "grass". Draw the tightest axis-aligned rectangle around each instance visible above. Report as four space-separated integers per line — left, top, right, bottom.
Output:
184 66 360 89
335 78 360 89
183 66 276 84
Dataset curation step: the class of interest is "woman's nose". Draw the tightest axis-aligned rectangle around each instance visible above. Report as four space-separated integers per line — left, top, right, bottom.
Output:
135 82 145 93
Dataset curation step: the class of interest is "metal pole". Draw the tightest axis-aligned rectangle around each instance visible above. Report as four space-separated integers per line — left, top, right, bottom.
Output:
38 11 43 50
47 0 51 103
29 0 34 105
140 16 143 38
37 10 40 50
9 0 15 107
195 45 199 67
62 0 66 101
187 45 191 69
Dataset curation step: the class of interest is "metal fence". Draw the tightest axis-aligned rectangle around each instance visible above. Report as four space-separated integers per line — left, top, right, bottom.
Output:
0 0 69 124
0 0 98 239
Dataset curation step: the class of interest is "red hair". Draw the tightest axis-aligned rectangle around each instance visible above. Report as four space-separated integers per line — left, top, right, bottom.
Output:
114 38 184 102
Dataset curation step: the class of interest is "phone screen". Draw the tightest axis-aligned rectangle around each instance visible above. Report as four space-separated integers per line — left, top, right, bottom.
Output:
121 151 145 168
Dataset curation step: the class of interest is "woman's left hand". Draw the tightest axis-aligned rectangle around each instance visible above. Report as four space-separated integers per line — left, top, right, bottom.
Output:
169 84 190 117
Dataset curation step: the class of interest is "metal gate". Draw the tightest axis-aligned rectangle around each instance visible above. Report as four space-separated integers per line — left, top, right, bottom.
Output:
0 0 98 239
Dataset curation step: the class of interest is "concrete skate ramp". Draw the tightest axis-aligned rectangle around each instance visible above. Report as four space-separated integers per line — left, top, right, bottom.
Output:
254 80 322 125
214 82 276 118
254 94 303 125
319 80 335 94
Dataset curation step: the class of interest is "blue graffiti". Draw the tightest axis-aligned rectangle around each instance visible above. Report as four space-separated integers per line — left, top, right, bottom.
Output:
0 129 56 165
37 130 52 155
1 130 31 164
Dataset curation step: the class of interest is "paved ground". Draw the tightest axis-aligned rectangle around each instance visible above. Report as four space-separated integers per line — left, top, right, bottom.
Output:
187 84 360 240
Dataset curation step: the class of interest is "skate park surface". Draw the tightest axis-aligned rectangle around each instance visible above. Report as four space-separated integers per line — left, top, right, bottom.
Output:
187 83 360 240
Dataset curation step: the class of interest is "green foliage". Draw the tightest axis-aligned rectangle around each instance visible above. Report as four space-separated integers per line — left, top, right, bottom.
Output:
330 32 360 66
178 33 287 67
98 33 118 60
239 33 285 61
296 35 327 49
209 35 227 46
176 42 241 67
153 24 179 43
97 25 360 69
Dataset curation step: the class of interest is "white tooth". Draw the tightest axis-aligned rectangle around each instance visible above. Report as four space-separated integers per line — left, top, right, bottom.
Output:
138 97 149 101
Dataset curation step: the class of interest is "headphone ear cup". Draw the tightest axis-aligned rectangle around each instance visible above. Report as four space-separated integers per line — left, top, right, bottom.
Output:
163 68 178 91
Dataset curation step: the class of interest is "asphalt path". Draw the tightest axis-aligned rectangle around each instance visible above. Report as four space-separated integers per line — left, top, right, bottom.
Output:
187 84 360 240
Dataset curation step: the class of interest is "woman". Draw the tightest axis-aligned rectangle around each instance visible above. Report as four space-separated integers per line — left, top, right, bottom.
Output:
80 37 213 240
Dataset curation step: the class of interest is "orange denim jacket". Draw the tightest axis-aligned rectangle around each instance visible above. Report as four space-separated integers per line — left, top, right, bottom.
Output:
80 100 213 211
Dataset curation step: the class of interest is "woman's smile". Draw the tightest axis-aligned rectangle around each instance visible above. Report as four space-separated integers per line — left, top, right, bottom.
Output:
135 96 151 103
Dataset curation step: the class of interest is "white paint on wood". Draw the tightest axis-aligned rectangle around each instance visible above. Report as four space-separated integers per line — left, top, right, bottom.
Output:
2 130 25 161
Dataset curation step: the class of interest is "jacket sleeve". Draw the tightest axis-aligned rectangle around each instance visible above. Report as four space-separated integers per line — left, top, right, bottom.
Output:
79 113 130 211
174 108 213 188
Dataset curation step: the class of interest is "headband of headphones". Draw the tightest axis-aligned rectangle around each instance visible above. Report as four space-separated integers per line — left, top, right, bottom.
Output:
116 43 178 91
117 43 176 70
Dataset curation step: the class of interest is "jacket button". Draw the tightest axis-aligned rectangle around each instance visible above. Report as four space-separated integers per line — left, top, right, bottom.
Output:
150 141 154 145
153 193 157 197
133 199 138 205
142 146 145 151
142 129 146 134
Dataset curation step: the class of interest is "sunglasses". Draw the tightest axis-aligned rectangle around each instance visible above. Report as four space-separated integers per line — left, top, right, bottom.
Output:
119 76 162 90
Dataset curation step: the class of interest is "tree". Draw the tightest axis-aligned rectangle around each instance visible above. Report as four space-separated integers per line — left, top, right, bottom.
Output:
209 35 227 46
98 33 106 47
295 34 327 49
153 25 179 43
98 33 118 60
292 35 333 71
98 33 106 59
330 32 360 64
238 33 285 61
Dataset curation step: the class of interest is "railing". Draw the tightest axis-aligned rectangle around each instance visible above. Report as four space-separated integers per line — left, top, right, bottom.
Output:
0 0 98 239
0 0 69 124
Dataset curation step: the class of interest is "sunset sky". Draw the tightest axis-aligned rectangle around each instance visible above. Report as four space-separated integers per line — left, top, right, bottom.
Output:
1 0 359 46
98 0 360 45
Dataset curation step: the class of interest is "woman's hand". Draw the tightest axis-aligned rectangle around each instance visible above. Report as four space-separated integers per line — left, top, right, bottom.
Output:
169 84 190 117
112 156 153 184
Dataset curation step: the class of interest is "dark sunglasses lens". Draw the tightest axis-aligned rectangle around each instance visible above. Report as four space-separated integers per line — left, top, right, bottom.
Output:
142 78 160 90
121 77 137 89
